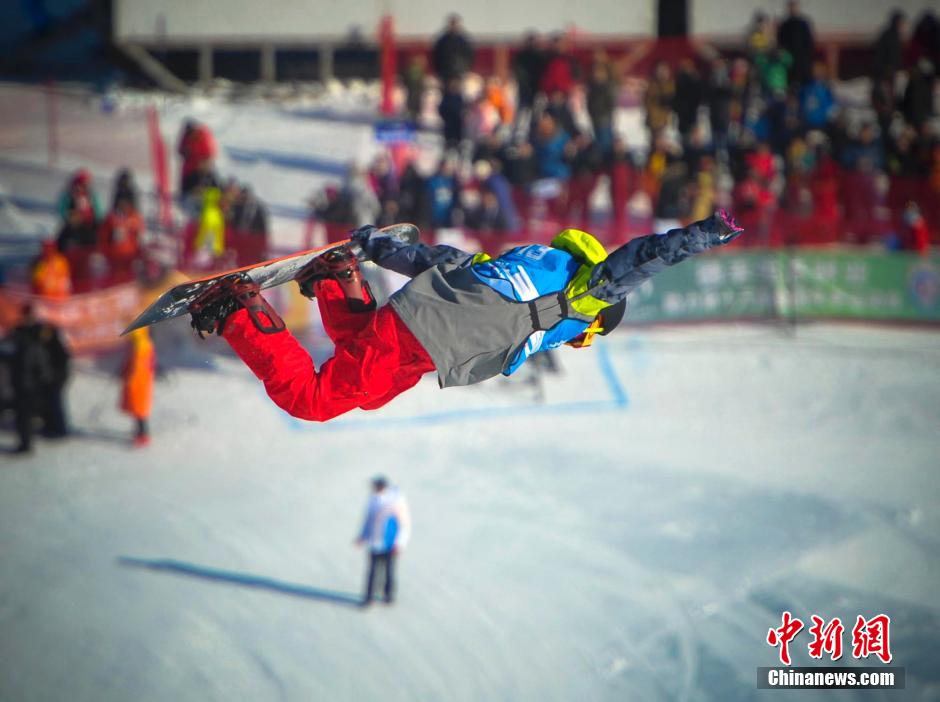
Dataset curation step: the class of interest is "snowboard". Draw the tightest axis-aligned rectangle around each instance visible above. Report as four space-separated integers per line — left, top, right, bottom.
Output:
122 223 419 335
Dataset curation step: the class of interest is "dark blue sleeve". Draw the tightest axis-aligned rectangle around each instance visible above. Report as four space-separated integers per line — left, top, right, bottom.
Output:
588 215 725 303
363 238 473 278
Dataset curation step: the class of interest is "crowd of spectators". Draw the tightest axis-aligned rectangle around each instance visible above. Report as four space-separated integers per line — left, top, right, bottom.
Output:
312 5 938 254
32 167 146 295
28 5 940 300
176 120 270 270
30 118 272 296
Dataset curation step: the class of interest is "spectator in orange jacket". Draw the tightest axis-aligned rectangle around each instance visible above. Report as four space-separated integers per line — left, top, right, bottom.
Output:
30 241 72 298
99 195 143 282
484 76 514 126
121 327 156 447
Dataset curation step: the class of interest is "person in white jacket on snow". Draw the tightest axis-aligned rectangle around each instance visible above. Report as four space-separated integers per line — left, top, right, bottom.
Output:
356 476 411 606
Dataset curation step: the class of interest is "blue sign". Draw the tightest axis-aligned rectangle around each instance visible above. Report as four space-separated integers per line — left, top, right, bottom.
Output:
374 120 417 144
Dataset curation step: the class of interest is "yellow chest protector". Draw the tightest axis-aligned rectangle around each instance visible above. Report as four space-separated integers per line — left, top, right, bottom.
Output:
551 229 620 347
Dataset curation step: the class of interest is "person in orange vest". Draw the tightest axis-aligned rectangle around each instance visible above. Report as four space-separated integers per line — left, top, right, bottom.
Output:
30 241 72 298
121 327 156 447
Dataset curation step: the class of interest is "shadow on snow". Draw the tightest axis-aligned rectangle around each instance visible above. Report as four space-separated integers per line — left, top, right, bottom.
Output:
118 556 363 607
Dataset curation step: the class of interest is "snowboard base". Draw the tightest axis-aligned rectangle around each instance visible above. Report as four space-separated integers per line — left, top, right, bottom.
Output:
122 223 419 335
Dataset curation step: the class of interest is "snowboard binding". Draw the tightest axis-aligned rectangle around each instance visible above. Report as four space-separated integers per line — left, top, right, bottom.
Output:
188 272 285 338
295 244 376 313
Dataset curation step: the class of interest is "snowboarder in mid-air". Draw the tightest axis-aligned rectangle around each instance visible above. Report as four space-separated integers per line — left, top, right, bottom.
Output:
188 211 744 421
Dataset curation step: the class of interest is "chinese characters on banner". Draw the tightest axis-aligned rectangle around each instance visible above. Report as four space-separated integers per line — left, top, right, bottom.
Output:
767 612 892 665
624 251 940 324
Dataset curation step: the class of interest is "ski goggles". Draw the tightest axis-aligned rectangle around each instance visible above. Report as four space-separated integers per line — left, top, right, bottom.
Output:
565 299 627 349
566 317 605 348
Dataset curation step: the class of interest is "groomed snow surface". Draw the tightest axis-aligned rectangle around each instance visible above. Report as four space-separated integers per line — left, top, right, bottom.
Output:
2 321 939 701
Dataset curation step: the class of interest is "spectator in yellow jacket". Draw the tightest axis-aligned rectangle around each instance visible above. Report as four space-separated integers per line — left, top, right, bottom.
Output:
194 187 226 261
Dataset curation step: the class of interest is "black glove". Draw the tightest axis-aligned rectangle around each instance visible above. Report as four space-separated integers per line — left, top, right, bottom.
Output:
349 225 378 248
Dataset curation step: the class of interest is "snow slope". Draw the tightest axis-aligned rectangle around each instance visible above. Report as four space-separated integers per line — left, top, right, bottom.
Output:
1 322 938 701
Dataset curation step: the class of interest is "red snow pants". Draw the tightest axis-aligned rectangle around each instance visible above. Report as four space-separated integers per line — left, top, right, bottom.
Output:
223 278 435 421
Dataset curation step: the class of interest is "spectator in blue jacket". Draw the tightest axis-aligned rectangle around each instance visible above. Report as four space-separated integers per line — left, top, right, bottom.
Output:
842 122 885 171
438 78 466 149
356 476 411 606
473 159 519 231
799 61 836 129
534 114 573 180
427 158 461 227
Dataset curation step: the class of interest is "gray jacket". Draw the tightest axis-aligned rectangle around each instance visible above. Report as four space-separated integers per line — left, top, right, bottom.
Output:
364 215 731 388
390 261 586 388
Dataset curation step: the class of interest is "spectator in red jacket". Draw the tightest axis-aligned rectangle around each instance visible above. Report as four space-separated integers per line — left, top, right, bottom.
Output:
177 120 218 197
98 195 144 281
608 137 635 236
733 167 776 245
540 34 576 97
901 202 931 254
746 141 778 184
811 153 841 241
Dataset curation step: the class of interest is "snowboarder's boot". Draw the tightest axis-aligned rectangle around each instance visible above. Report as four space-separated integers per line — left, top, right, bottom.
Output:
296 245 376 313
188 272 285 337
133 434 151 448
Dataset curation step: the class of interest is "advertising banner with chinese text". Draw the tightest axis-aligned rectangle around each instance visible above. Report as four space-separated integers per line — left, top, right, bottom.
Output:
624 251 940 324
